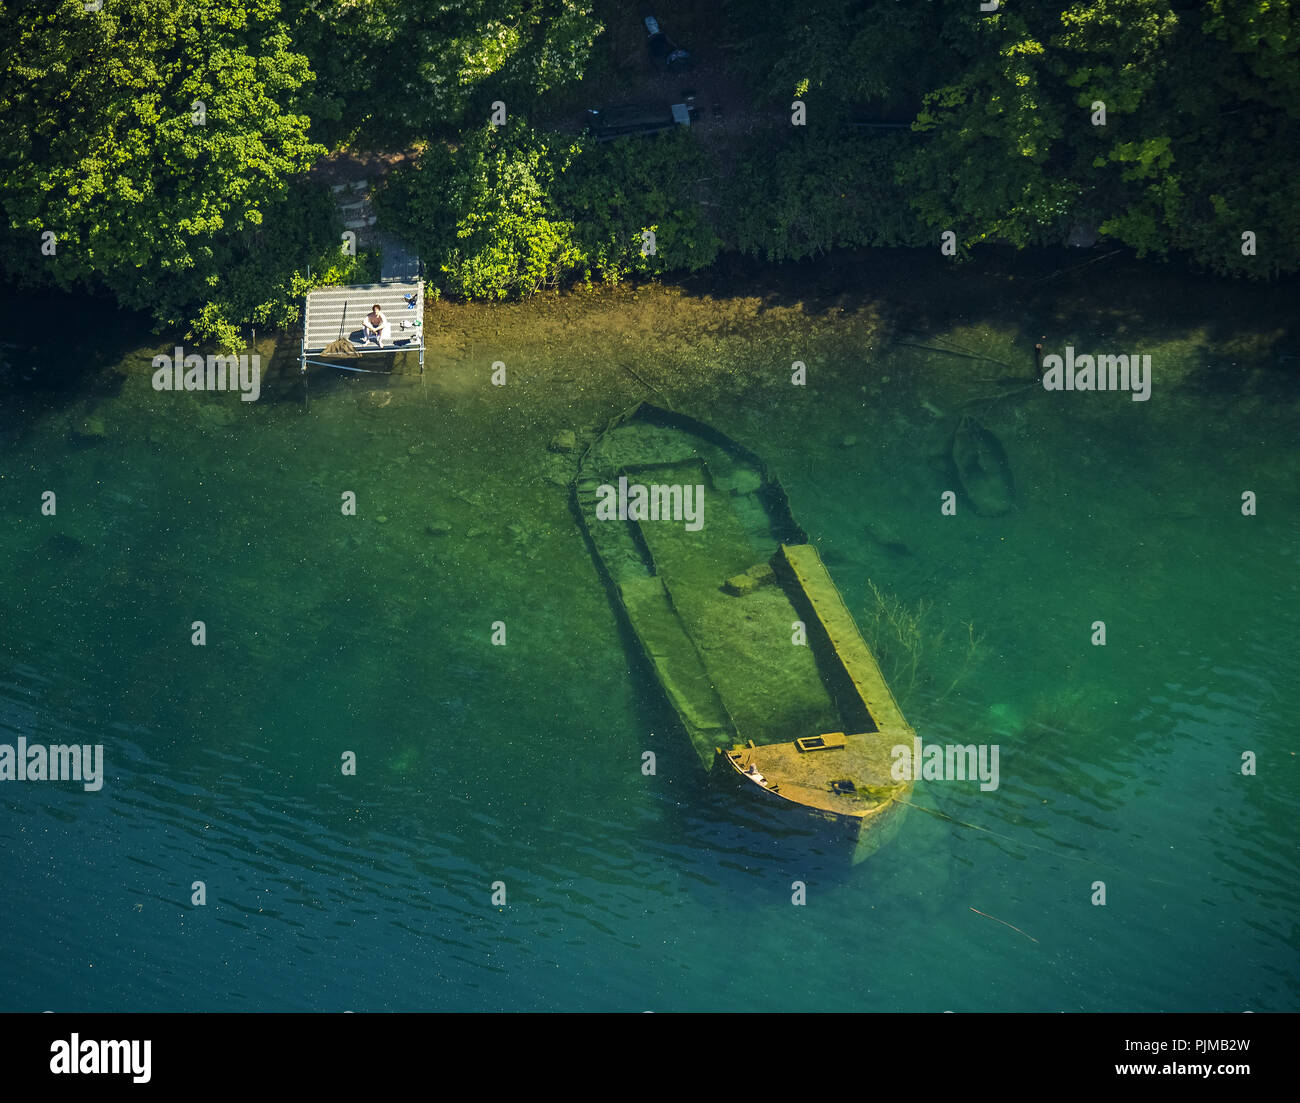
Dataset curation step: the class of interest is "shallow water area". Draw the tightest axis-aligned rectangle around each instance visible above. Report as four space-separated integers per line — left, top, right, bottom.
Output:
1 253 1297 1011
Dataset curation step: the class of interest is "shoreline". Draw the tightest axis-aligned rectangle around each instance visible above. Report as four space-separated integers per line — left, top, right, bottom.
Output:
1 245 1297 436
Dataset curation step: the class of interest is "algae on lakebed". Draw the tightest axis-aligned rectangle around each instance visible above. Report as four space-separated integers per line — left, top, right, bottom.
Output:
1 255 1298 1011
6 263 1297 777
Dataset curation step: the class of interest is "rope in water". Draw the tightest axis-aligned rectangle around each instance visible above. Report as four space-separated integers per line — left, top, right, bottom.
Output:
969 907 1038 943
328 363 393 375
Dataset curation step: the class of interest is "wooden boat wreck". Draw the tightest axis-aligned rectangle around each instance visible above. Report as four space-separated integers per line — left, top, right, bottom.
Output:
574 403 916 863
951 414 1015 517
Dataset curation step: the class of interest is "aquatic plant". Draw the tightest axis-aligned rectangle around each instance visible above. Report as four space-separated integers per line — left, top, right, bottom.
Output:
935 620 984 704
860 580 929 702
860 580 983 708
1017 685 1095 745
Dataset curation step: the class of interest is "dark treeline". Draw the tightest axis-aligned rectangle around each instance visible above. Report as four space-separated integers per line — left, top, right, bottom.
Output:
1 0 1295 348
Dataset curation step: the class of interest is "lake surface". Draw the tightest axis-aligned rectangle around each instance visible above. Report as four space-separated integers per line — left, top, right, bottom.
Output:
2 252 1297 1011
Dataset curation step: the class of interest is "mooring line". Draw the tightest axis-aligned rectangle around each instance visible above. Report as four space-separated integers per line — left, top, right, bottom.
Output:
969 906 1039 943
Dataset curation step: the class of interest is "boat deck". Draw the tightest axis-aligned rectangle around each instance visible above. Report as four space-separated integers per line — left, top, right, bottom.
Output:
716 543 915 819
574 403 914 845
630 459 842 753
724 733 902 818
777 543 910 734
619 574 735 755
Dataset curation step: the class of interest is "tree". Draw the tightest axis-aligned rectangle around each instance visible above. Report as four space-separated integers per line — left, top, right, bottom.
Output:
0 0 325 347
897 7 1074 250
552 130 721 283
285 0 602 147
725 0 940 110
377 122 582 299
728 0 1300 275
722 130 927 260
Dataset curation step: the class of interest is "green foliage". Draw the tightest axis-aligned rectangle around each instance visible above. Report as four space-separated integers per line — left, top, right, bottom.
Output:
899 10 1076 250
378 123 721 299
552 131 721 283
185 182 341 349
725 0 939 107
734 0 1300 276
722 130 929 261
376 122 580 299
4 0 1299 341
285 0 602 146
310 244 379 289
1059 0 1300 276
1204 0 1300 107
0 0 326 347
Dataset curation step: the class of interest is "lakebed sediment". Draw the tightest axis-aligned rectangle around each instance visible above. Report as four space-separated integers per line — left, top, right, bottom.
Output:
1 257 1297 1010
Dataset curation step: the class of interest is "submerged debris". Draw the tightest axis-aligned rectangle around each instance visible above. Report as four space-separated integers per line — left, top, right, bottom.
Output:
547 429 577 453
950 414 1015 516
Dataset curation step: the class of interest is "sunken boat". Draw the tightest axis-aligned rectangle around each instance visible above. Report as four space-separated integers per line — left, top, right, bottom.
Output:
951 414 1015 517
574 403 916 862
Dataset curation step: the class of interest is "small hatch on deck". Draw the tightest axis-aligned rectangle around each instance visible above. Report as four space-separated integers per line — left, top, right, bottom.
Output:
830 779 857 795
795 732 847 752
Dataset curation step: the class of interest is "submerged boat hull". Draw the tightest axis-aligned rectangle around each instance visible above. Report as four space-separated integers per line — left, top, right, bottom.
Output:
951 414 1015 517
574 403 915 862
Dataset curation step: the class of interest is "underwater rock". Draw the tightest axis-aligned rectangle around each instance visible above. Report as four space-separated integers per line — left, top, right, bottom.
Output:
863 520 911 556
45 532 85 558
951 415 1015 517
425 522 453 536
723 562 775 595
69 416 108 444
841 434 858 448
723 573 759 596
727 469 761 495
548 429 577 453
541 450 576 487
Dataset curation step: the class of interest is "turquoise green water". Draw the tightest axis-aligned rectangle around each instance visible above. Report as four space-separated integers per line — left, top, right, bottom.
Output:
1 261 1297 1011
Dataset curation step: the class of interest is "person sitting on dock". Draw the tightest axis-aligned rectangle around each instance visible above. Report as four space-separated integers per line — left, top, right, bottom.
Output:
361 304 390 348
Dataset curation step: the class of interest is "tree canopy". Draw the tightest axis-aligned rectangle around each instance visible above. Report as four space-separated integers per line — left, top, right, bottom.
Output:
286 0 602 147
0 0 330 347
0 0 1296 345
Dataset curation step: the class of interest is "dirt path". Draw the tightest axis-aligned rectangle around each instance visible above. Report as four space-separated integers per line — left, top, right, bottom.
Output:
306 146 425 189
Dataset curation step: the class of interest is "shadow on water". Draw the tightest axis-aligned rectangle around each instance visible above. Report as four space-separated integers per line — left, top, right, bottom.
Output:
0 285 153 450
677 246 1300 398
0 286 147 393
